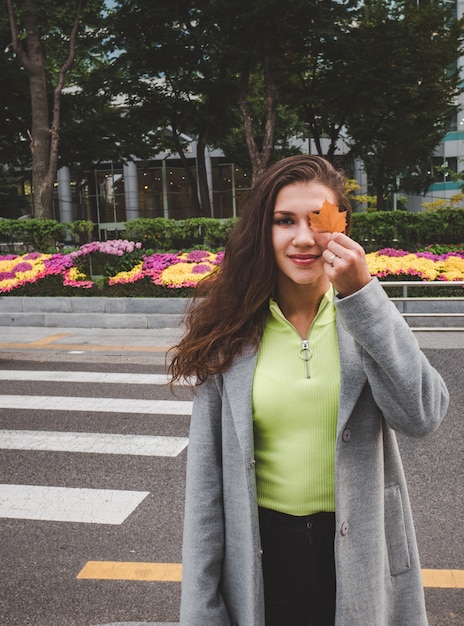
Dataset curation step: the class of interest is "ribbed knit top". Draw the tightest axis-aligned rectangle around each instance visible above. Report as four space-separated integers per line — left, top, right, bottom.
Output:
252 289 340 516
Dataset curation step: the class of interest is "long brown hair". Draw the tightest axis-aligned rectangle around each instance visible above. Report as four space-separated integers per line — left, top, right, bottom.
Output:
168 154 351 384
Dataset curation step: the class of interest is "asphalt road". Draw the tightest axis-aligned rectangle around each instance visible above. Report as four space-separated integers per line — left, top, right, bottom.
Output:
0 330 462 626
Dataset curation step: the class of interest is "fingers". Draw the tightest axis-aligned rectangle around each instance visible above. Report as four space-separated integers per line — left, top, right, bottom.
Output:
323 233 372 297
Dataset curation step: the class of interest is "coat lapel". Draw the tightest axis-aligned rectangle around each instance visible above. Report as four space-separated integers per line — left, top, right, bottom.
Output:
222 346 259 459
336 318 367 436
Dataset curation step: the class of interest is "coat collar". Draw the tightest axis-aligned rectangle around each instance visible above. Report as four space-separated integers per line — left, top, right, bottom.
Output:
336 317 367 437
222 322 367 456
222 345 258 459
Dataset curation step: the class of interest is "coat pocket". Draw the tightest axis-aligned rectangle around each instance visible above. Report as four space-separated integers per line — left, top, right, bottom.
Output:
384 484 411 576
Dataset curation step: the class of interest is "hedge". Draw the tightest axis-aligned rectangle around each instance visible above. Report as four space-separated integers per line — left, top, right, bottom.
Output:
1 210 464 254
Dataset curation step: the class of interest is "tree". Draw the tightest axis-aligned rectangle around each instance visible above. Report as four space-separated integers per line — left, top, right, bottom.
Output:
342 0 463 209
5 0 105 219
272 0 358 165
58 58 158 222
108 0 239 216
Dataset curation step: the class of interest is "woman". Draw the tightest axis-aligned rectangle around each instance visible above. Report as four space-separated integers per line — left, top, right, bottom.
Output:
169 155 449 626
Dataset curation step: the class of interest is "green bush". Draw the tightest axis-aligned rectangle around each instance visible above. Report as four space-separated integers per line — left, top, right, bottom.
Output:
123 217 178 249
1 210 463 255
122 217 236 251
0 219 67 252
351 209 464 251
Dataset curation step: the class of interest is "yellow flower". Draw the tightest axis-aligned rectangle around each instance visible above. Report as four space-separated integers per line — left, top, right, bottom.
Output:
109 262 144 285
159 262 215 286
68 267 88 281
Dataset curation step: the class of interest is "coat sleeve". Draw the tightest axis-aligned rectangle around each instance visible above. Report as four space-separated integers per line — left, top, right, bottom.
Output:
179 373 232 625
335 278 449 438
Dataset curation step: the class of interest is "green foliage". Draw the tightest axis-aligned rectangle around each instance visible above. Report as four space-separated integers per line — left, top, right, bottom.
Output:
123 217 236 251
342 0 463 206
351 209 464 252
66 220 94 245
0 218 67 252
122 218 178 250
1 211 463 256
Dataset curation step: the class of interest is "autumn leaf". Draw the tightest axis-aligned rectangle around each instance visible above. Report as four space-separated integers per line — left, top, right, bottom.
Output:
309 199 347 233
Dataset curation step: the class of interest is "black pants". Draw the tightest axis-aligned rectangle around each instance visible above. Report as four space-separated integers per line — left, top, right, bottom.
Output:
258 507 336 626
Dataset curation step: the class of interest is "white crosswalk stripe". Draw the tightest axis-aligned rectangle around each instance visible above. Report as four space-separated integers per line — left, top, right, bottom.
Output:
0 394 192 414
0 369 187 385
0 366 192 524
0 484 149 524
0 430 188 457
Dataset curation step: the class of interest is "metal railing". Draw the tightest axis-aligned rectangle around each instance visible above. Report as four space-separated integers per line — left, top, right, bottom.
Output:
380 281 464 331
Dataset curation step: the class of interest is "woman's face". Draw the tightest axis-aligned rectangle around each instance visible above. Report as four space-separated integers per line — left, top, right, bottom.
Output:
271 181 336 294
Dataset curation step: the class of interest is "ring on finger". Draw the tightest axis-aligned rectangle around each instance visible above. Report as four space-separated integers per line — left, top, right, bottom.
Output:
328 254 336 266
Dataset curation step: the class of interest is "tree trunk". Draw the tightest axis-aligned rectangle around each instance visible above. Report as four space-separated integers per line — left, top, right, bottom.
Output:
28 70 53 219
7 0 82 220
196 130 212 217
170 122 202 216
238 28 277 184
376 187 387 211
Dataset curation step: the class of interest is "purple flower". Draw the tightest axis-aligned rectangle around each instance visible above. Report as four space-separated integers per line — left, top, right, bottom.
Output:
192 264 212 274
12 262 33 272
186 250 209 262
376 248 410 257
0 271 16 280
44 254 74 273
23 252 42 260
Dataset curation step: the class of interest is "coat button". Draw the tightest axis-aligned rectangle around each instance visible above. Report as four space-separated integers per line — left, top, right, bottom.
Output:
258 549 263 558
249 458 256 468
340 521 349 536
342 429 351 442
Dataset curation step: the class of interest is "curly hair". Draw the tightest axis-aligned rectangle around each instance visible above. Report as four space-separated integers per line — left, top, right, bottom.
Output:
168 154 351 384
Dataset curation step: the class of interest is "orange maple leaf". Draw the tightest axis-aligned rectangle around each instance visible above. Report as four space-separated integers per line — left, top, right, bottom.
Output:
309 199 347 233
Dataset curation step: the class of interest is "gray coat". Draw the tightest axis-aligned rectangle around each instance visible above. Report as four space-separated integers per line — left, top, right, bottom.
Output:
179 279 449 626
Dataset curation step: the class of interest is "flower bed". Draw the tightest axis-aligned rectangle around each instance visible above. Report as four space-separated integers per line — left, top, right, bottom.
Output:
0 241 224 295
1 241 463 296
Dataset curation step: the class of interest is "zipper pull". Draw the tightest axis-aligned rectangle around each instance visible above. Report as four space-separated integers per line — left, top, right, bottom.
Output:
299 340 313 379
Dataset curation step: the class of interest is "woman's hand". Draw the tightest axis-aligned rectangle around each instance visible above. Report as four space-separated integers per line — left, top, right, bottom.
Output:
316 232 372 297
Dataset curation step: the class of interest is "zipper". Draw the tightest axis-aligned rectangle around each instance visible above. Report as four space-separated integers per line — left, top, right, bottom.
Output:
299 339 313 379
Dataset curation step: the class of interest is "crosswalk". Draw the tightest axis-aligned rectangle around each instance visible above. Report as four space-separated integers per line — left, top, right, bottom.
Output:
0 365 191 525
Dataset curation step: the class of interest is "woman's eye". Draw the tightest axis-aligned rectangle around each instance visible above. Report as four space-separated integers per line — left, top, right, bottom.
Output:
274 217 294 225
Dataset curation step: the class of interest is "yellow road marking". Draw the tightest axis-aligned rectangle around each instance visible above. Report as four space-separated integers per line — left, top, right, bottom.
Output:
422 569 464 588
13 332 73 348
76 562 462 587
0 340 169 353
77 561 182 581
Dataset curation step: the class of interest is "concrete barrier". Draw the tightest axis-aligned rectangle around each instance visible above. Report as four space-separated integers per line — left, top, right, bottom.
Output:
0 295 463 329
0 297 189 329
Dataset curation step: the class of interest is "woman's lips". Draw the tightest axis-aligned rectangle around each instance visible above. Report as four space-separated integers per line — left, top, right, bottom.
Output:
288 254 320 265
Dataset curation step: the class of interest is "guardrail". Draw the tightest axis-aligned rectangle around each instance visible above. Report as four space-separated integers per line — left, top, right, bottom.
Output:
380 281 464 331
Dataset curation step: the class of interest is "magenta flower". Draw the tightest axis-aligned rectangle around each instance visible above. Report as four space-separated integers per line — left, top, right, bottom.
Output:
192 264 212 274
23 252 43 260
185 250 209 261
376 248 410 257
12 262 33 272
0 271 15 280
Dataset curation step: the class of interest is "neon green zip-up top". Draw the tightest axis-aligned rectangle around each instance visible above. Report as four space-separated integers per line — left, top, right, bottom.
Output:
252 288 340 516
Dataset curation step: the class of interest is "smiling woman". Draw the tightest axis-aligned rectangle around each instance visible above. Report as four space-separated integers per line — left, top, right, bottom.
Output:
168 154 449 626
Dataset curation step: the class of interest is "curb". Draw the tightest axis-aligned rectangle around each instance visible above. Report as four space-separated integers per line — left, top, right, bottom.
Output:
0 297 189 329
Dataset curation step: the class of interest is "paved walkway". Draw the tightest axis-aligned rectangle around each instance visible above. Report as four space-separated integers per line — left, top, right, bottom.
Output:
1 326 464 363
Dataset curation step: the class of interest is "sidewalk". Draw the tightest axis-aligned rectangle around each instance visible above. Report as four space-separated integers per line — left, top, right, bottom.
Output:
1 325 464 363
0 326 184 365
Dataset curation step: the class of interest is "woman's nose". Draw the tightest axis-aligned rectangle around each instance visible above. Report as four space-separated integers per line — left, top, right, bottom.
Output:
293 222 316 245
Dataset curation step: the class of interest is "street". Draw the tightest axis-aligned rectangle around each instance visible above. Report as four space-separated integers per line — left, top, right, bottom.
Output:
0 329 462 625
